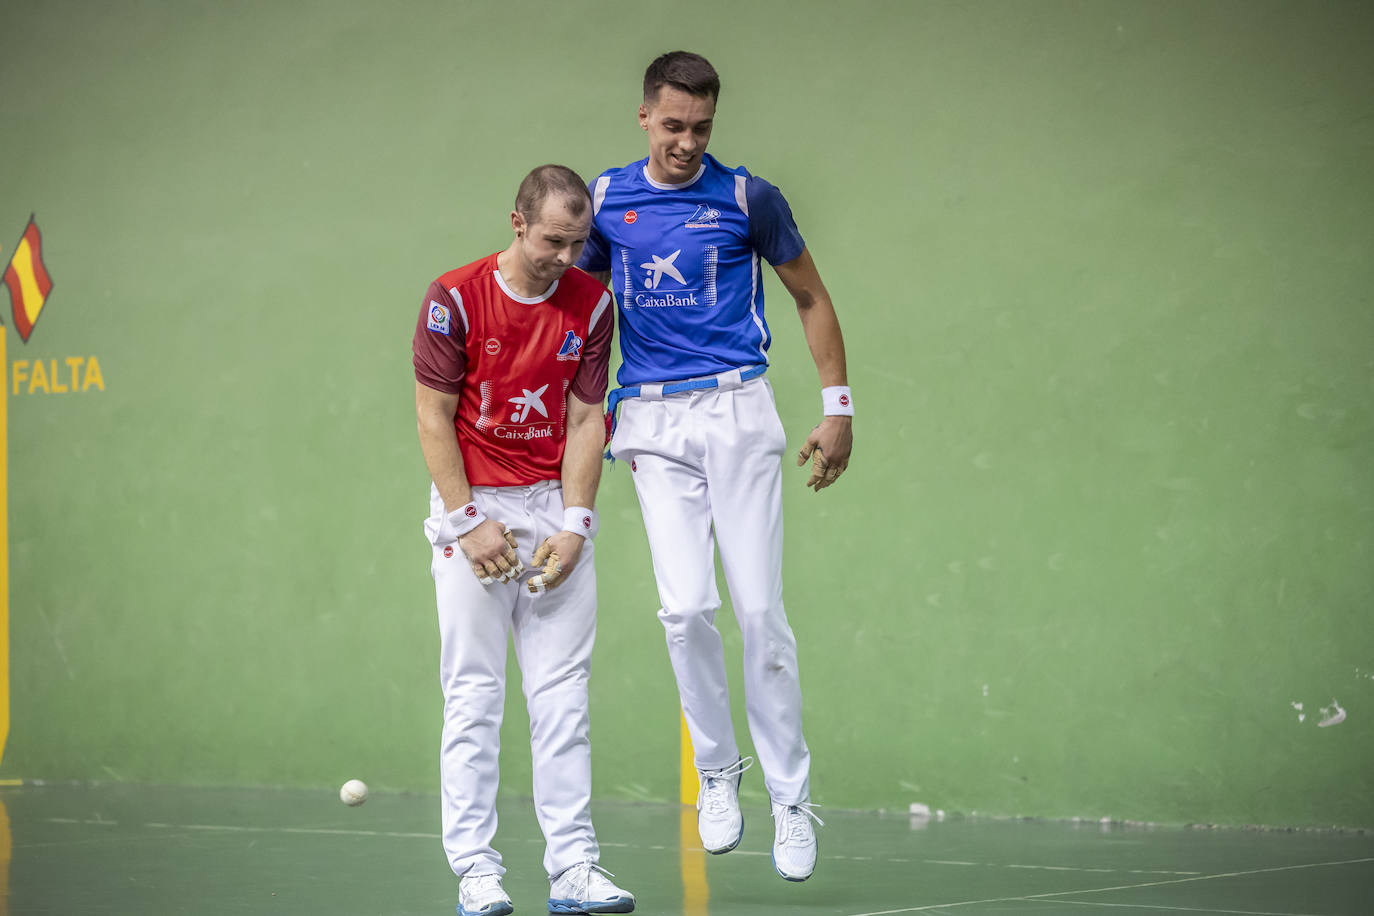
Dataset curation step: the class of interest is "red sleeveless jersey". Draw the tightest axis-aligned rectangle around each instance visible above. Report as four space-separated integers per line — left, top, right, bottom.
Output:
413 254 613 487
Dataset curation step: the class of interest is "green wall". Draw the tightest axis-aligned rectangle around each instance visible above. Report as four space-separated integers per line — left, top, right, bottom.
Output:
2 0 1371 828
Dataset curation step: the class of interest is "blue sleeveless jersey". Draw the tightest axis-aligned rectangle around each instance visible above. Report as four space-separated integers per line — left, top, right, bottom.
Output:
577 154 805 386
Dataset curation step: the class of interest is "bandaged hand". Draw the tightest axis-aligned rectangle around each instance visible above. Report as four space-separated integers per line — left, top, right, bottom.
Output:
805 445 845 491
461 522 525 585
797 415 852 492
526 530 585 593
527 540 564 593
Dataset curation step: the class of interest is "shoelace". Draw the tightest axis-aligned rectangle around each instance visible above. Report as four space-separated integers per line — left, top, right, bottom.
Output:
559 861 617 897
698 756 755 813
774 801 824 844
466 874 504 897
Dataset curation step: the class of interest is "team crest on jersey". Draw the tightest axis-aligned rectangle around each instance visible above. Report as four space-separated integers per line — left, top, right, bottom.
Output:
556 329 583 361
685 204 721 228
427 301 451 335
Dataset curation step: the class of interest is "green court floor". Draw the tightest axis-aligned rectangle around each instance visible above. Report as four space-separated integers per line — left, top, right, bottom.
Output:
3 784 1371 915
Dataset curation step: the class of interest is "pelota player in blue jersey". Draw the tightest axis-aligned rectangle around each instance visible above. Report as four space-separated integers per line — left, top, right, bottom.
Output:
576 51 853 882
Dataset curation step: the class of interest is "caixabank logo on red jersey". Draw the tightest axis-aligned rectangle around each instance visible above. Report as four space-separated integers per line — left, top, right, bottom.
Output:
474 380 563 441
3 215 105 396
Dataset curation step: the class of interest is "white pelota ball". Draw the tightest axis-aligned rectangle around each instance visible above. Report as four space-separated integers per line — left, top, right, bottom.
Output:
340 779 368 807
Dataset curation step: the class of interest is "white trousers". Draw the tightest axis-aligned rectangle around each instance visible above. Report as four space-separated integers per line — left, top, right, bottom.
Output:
427 481 600 879
610 376 811 805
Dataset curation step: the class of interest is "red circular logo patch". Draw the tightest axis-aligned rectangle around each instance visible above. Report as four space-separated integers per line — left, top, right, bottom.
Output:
485 338 501 355
443 546 454 558
839 394 850 407
582 516 592 529
631 459 637 472
624 210 638 224
464 505 478 518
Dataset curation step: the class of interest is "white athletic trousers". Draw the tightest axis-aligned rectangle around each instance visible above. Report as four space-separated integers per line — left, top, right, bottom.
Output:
610 375 811 805
426 480 600 879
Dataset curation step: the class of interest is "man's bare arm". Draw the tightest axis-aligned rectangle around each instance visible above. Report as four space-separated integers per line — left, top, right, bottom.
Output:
415 381 519 579
415 382 472 510
561 393 606 509
774 247 854 491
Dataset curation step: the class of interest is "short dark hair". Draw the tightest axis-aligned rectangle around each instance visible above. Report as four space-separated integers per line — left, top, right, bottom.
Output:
643 51 720 104
514 164 591 225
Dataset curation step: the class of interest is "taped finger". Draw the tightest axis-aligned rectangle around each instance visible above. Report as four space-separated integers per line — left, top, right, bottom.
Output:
499 558 525 583
495 528 523 582
806 447 828 488
527 551 564 593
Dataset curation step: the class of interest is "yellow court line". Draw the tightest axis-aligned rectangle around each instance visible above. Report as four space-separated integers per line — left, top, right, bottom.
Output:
1 327 9 769
0 320 7 914
679 803 709 915
678 709 709 913
679 710 694 805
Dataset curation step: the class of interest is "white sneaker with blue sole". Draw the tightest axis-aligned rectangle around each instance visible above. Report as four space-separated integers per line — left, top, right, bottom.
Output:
458 873 513 916
547 861 635 914
771 801 823 881
696 756 754 854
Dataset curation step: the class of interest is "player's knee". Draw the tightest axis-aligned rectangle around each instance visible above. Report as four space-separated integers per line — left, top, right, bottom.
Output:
443 670 505 708
657 604 719 634
523 665 589 708
732 599 787 633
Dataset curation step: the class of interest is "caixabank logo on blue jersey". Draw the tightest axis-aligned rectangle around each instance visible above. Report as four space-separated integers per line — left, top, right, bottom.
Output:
631 246 717 308
3 214 106 396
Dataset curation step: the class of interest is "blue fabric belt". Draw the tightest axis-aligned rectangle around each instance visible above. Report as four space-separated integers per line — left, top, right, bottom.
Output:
604 364 768 448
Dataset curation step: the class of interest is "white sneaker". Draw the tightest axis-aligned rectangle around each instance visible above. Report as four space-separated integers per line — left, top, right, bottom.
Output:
696 756 753 853
771 801 823 881
547 861 635 914
458 873 513 916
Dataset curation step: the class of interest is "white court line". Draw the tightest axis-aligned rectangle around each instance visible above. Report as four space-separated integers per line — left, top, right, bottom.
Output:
1057 900 1330 915
843 856 1374 916
946 859 1193 877
142 822 440 839
43 817 117 826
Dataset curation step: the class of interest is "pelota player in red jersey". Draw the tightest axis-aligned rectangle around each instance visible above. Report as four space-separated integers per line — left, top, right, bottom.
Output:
413 164 635 916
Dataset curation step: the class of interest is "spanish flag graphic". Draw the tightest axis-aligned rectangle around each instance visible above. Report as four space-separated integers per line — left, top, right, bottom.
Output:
3 216 53 343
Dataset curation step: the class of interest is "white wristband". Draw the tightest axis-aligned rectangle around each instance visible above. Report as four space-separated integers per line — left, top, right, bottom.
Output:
822 386 854 416
563 506 598 540
448 502 487 538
